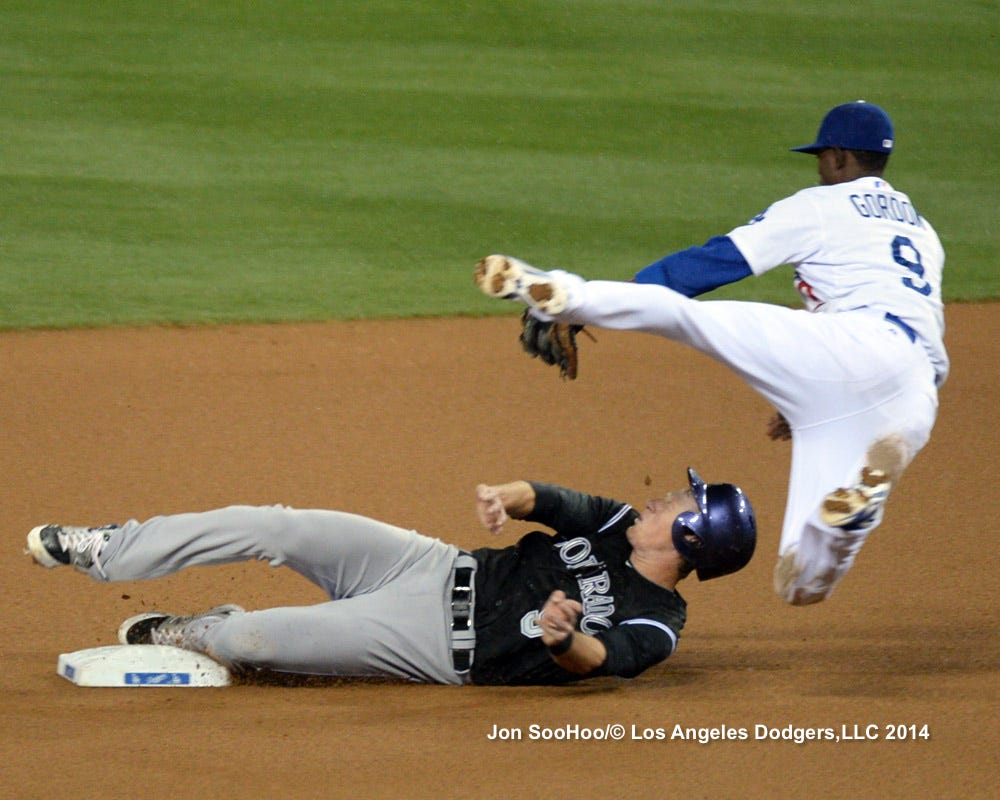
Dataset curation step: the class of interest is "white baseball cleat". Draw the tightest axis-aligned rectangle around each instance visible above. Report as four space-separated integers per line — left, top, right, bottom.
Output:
820 469 892 530
820 435 909 532
474 255 569 315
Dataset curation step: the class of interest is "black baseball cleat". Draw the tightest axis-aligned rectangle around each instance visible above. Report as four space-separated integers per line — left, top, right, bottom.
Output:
118 613 171 644
24 524 119 572
118 605 246 647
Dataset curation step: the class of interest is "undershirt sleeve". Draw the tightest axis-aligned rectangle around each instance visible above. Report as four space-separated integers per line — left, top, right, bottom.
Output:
632 235 752 297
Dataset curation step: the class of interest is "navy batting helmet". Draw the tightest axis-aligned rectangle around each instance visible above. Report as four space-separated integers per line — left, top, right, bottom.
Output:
671 468 756 581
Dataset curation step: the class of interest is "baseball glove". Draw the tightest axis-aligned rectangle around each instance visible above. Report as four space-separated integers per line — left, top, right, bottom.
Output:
519 310 591 380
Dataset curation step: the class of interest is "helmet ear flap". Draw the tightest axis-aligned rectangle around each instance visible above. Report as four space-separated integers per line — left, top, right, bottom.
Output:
671 511 706 562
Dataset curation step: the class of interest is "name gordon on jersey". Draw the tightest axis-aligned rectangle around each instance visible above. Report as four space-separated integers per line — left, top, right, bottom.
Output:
849 192 925 227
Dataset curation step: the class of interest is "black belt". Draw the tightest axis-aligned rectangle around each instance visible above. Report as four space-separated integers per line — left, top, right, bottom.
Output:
451 552 477 674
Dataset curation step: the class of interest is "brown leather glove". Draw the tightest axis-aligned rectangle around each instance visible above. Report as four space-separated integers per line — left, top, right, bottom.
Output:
519 310 585 380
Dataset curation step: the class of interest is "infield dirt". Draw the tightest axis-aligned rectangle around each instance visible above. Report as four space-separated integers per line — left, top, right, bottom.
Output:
1 307 996 799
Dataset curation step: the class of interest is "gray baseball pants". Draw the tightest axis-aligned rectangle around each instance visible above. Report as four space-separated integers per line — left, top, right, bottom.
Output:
86 505 467 684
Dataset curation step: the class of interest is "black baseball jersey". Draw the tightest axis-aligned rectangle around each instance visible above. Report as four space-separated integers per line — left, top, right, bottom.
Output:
469 482 686 685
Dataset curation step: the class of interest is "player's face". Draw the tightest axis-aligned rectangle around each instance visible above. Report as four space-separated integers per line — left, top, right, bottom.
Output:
630 489 699 546
817 147 844 186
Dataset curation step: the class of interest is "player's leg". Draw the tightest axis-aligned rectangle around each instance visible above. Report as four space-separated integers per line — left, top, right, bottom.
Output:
775 377 937 605
530 273 937 427
478 262 858 420
118 538 463 684
549 277 884 424
27 504 455 601
476 257 888 411
211 588 460 683
620 292 940 603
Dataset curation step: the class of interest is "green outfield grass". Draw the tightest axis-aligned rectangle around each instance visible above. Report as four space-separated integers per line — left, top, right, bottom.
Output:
2 1 996 328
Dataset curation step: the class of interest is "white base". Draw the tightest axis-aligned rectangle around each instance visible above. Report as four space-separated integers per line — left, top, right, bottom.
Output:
58 645 231 687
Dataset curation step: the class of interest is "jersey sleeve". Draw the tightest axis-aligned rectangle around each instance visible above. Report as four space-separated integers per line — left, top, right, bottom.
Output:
590 617 679 678
527 482 634 538
726 190 824 274
632 235 752 296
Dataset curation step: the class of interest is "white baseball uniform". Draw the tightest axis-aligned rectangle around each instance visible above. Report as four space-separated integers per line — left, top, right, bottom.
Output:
545 175 947 604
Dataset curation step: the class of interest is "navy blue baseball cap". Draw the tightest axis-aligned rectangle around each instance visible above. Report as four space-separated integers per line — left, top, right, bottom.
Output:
791 101 894 154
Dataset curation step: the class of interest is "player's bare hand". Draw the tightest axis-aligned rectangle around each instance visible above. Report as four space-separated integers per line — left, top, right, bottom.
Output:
475 484 509 535
539 590 582 645
767 412 792 441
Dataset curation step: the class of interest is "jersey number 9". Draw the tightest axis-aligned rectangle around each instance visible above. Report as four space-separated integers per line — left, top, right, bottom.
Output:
892 236 933 296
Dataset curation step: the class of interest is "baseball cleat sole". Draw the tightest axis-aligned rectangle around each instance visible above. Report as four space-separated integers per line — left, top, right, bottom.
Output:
820 435 909 530
820 468 889 526
474 255 568 315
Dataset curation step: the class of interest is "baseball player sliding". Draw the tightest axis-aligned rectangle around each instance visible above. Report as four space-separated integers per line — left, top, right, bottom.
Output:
26 469 755 685
476 101 947 606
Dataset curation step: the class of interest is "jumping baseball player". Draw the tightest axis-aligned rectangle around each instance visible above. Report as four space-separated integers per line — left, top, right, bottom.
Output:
25 468 755 685
475 101 946 606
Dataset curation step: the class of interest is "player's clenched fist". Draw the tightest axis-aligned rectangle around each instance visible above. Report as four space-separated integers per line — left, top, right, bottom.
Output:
475 484 509 535
538 590 582 646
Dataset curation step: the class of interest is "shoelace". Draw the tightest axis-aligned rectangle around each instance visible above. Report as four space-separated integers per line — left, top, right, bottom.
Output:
150 606 243 651
151 617 190 648
59 527 111 577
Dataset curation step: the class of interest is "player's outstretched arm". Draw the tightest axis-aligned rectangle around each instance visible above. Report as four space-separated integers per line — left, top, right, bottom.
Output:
633 236 752 297
539 590 607 674
475 481 537 535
